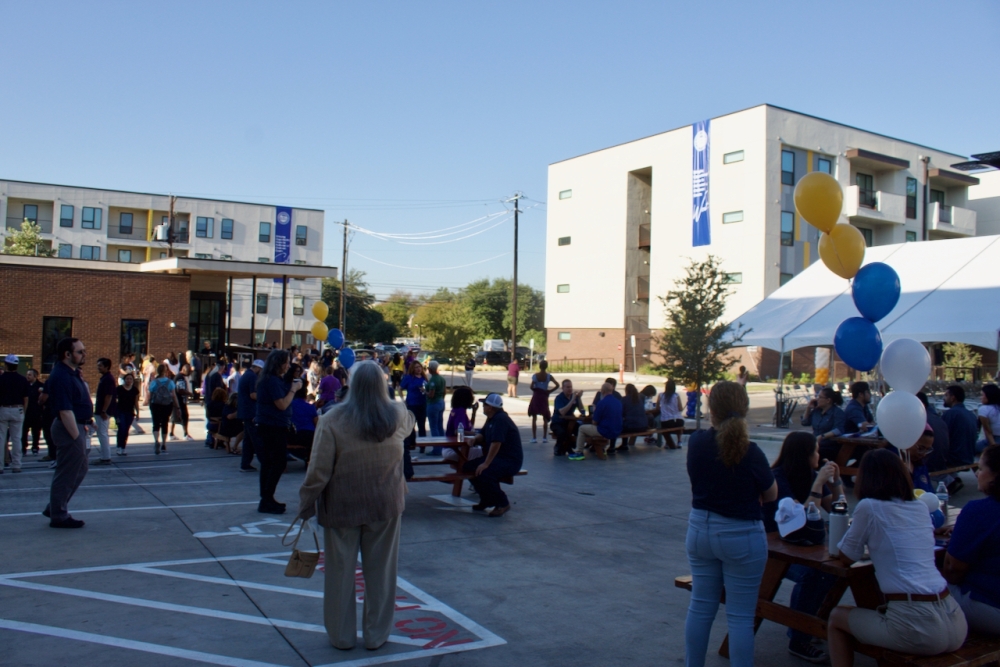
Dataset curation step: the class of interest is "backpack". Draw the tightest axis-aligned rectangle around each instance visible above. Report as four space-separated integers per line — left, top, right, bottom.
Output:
151 379 174 405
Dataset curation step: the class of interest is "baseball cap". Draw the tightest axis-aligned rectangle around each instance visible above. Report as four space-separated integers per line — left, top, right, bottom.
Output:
478 393 503 409
775 498 806 538
4 354 18 365
252 359 266 369
428 360 439 371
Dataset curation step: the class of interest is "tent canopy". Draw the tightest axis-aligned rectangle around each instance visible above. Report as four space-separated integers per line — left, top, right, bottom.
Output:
728 235 1000 352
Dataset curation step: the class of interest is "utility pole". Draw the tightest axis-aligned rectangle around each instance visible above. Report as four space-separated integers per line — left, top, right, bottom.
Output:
508 193 523 366
339 220 349 341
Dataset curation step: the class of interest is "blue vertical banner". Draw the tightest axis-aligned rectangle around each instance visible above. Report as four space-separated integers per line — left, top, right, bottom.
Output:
691 119 711 247
274 206 292 265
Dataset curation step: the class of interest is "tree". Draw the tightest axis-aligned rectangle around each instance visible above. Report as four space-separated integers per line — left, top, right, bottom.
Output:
942 343 981 381
519 328 546 353
463 278 545 349
375 291 416 337
3 221 55 257
320 269 397 345
420 302 478 384
653 256 747 425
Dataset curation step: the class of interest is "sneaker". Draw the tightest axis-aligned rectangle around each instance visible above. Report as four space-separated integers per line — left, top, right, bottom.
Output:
92 459 112 466
50 518 85 529
488 505 510 517
42 507 50 518
568 452 585 461
788 640 828 664
541 438 548 444
184 435 194 441
39 455 53 462
120 450 127 456
169 435 179 441
530 438 538 444
471 503 490 512
116 447 123 456
240 466 258 473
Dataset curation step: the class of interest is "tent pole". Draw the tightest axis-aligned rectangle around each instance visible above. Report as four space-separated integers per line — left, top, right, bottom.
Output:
777 342 785 389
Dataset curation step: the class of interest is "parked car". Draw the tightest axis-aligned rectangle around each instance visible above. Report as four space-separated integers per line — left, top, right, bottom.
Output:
375 344 398 355
417 350 452 365
475 350 525 367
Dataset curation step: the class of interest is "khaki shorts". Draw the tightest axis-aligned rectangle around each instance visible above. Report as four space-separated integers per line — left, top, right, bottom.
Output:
848 597 967 655
507 376 518 385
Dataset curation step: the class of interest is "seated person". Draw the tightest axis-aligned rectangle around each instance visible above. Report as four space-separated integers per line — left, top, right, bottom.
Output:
657 380 685 449
917 392 950 473
763 432 843 662
290 386 318 463
444 386 481 463
976 385 1000 455
943 444 1000 635
219 393 244 455
942 384 980 494
571 383 622 461
461 393 523 517
843 382 875 434
206 387 228 441
827 449 967 665
620 384 650 451
551 380 584 456
316 366 341 415
804 387 847 464
885 423 936 493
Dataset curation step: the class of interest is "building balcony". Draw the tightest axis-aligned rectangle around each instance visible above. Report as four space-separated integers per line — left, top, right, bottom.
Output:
637 275 649 300
929 202 976 237
845 185 906 226
6 216 53 234
638 223 651 249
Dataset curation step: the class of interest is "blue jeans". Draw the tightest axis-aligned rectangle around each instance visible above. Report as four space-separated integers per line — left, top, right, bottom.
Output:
427 400 445 455
784 564 836 645
685 509 767 667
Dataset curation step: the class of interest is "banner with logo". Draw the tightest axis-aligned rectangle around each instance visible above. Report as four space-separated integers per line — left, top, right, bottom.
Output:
274 206 292 264
692 119 711 247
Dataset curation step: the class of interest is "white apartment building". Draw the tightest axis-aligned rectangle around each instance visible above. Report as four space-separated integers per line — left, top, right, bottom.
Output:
544 104 983 370
0 179 329 350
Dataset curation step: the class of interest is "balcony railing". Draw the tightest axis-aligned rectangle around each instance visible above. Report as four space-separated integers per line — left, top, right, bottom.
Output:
858 188 877 208
929 202 976 237
845 186 906 226
638 222 651 249
6 216 53 234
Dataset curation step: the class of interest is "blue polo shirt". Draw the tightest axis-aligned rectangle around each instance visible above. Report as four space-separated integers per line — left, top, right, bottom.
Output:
255 374 291 428
47 361 94 423
593 393 623 440
688 429 774 522
237 369 258 420
552 392 581 425
948 496 1000 609
843 399 873 434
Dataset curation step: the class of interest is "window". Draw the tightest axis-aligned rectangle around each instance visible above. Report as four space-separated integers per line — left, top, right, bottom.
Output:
41 317 73 373
121 319 148 359
256 294 268 314
60 205 74 228
722 210 744 224
906 231 917 242
930 189 945 205
856 173 875 207
817 157 832 174
559 189 572 200
906 177 918 219
119 212 133 235
118 249 132 263
723 150 744 164
188 299 221 352
858 227 873 247
58 244 72 259
220 254 233 260
557 236 571 246
724 272 743 284
195 253 212 259
780 272 793 286
220 218 233 240
80 245 100 260
293 296 305 316
293 259 307 265
195 216 214 238
557 332 571 341
780 211 794 246
258 257 270 263
82 207 102 229
295 225 307 245
556 284 570 293
781 150 795 185
259 222 271 243
254 332 266 345
23 204 38 222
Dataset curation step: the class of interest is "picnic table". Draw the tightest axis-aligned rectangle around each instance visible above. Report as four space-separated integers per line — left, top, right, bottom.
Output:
827 435 889 477
411 435 474 497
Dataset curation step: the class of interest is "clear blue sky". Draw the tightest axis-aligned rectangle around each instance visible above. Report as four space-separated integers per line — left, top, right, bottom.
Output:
2 1 996 299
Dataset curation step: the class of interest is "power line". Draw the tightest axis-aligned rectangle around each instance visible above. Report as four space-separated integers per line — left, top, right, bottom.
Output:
352 251 508 271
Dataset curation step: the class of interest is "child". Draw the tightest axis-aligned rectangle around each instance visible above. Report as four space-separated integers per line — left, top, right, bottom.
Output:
444 386 481 462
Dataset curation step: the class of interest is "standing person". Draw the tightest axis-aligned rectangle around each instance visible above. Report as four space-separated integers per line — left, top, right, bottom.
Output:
942 385 979 494
399 361 428 438
237 359 264 472
464 356 475 389
203 357 227 447
306 360 321 396
551 380 584 456
169 364 193 440
145 364 178 455
388 353 404 394
44 338 94 528
685 381 778 667
165 352 180 378
188 350 202 402
975 384 1000 454
736 365 750 388
22 369 44 457
425 361 446 438
657 380 685 449
296 361 414 650
827 449 967 666
527 360 558 444
92 358 117 466
38 376 55 462
463 393 523 516
506 356 520 398
115 373 139 455
0 354 29 473
255 349 303 514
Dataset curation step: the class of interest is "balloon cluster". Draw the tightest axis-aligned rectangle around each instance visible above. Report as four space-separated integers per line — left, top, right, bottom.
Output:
795 173 929 450
308 302 353 369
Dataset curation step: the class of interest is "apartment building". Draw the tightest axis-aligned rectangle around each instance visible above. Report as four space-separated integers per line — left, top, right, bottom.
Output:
544 104 982 370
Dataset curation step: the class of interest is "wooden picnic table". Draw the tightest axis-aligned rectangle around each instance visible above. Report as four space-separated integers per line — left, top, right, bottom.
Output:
413 435 475 497
827 435 890 477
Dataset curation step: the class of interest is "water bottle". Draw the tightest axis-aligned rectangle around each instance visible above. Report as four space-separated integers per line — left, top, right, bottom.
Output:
936 481 949 520
457 423 465 443
829 494 849 557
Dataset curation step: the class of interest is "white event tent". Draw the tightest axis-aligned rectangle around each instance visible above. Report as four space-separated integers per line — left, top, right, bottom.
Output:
728 235 1000 366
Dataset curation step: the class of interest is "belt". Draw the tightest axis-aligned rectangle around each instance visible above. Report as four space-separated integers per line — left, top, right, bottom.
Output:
884 588 950 602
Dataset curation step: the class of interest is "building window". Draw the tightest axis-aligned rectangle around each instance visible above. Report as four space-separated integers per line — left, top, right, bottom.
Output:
259 222 271 243
556 284 570 293
781 211 794 246
295 225 307 246
559 189 572 200
557 236 571 246
256 294 268 314
906 177 918 219
293 259 307 265
118 249 132 263
220 254 232 260
781 150 795 186
930 189 945 205
817 157 832 174
119 212 133 235
724 272 743 284
856 173 875 208
722 210 744 224
906 231 917 242
557 332 571 341
196 216 214 238
258 257 270 263
221 218 233 240
293 296 305 316
254 332 265 345
120 319 148 359
58 244 72 259
188 299 221 352
723 150 744 164
41 316 73 373
80 245 100 260
195 253 212 259
780 272 793 286
60 205 74 228
23 204 38 223
858 227 873 247
82 207 102 230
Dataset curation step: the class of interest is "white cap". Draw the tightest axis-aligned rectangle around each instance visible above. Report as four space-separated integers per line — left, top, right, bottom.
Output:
775 497 806 537
428 360 439 371
479 393 503 409
4 354 18 365
252 359 266 369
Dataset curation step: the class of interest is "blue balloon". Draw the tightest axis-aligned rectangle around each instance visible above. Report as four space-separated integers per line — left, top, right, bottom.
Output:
338 348 355 369
852 262 900 323
931 509 945 530
327 328 345 350
834 317 883 372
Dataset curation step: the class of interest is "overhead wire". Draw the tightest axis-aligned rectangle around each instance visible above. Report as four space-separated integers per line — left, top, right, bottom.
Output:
351 251 508 271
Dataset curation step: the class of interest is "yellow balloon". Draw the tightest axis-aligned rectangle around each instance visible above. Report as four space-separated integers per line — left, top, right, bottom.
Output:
794 172 843 233
311 321 329 342
311 301 329 321
818 224 866 279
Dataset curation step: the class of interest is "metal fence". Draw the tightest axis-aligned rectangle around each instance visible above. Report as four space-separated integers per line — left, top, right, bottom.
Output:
547 358 618 373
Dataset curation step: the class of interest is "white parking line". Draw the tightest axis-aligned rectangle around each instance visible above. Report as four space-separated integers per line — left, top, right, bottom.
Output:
125 566 325 599
0 500 257 519
0 480 224 492
9 463 193 475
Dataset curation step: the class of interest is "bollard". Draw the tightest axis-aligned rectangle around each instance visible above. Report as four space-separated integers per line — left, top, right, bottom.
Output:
619 362 624 384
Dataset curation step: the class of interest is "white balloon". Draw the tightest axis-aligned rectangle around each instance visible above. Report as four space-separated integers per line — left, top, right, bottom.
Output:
919 492 940 513
875 391 926 450
881 338 931 394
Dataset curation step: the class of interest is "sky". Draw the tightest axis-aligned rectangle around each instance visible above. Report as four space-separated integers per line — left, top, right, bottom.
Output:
1 1 997 299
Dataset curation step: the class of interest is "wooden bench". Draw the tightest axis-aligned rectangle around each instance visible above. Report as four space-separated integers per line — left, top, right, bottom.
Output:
584 427 684 455
930 462 980 478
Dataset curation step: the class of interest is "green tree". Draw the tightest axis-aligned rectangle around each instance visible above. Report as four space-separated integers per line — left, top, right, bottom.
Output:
375 291 416 337
420 302 478 384
320 269 397 345
463 278 544 348
942 343 981 381
3 220 55 257
654 256 747 425
519 328 546 353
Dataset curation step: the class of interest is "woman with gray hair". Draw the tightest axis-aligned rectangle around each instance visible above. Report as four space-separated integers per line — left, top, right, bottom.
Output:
296 360 415 651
